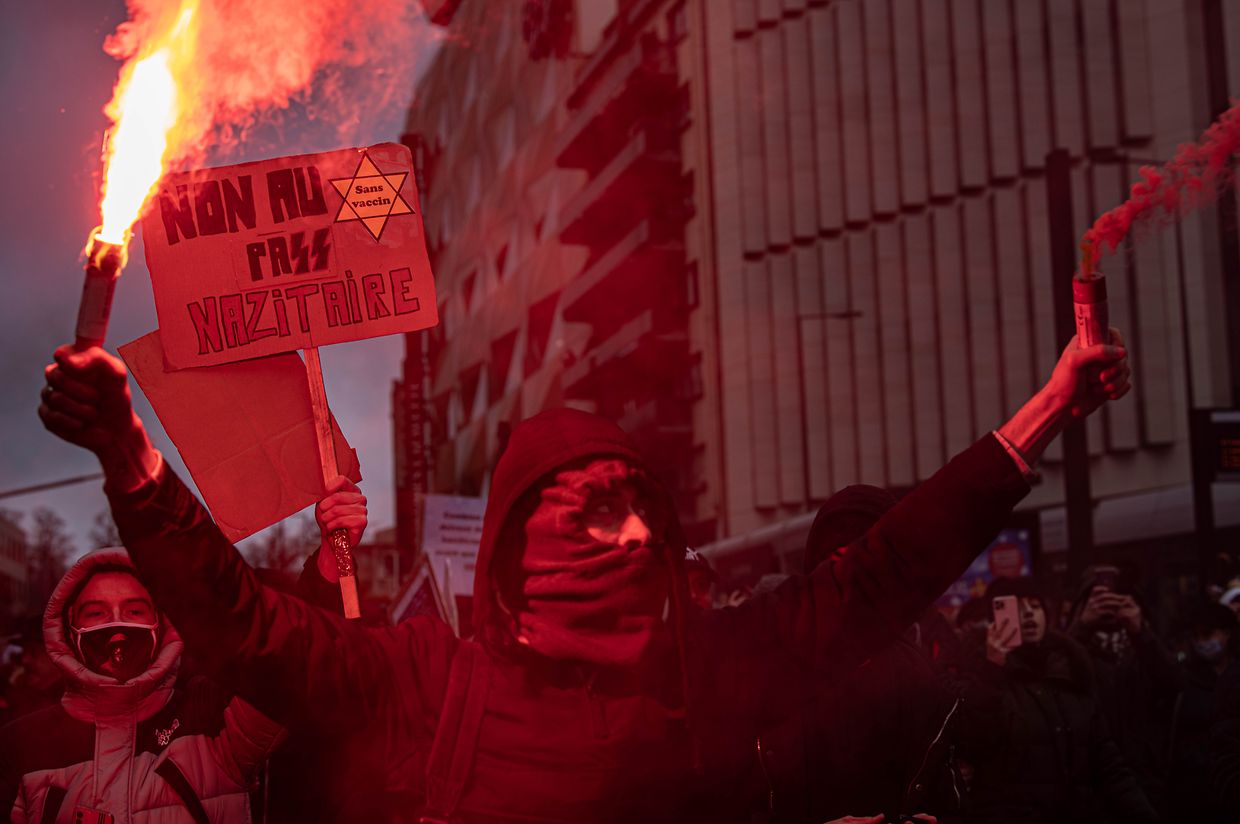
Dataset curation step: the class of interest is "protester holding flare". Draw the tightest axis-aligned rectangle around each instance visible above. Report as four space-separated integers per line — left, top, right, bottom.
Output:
38 328 1129 822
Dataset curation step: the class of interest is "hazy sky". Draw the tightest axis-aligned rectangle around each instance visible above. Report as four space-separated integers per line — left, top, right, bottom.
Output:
0 0 438 559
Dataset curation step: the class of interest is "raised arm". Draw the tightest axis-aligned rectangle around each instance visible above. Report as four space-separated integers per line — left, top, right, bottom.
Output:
37 345 453 734
717 331 1130 670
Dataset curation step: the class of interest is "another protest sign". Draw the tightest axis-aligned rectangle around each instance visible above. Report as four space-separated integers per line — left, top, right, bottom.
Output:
422 493 486 637
936 526 1036 610
142 142 438 369
119 331 361 542
389 555 448 626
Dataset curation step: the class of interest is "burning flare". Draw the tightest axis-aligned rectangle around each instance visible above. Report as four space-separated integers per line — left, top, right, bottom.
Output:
74 4 197 350
94 4 197 247
74 0 424 348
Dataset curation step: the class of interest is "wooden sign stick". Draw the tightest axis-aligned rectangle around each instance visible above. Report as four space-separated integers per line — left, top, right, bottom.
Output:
304 346 362 619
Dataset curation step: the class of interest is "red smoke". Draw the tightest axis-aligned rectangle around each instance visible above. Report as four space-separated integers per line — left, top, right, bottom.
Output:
104 0 434 166
1081 100 1240 278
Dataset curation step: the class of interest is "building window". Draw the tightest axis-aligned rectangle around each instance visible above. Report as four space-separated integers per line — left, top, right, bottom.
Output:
667 1 688 45
524 291 559 376
495 244 510 280
678 353 704 401
489 330 518 401
460 364 483 423
462 271 478 313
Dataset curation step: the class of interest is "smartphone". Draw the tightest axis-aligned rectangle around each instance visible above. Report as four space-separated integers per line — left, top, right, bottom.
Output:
992 595 1022 647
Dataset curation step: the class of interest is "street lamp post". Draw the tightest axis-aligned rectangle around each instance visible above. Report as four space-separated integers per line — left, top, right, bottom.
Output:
1085 147 1220 588
1045 149 1095 582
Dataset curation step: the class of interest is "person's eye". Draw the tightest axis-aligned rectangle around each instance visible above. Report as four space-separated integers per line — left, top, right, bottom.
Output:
77 610 105 627
585 496 622 522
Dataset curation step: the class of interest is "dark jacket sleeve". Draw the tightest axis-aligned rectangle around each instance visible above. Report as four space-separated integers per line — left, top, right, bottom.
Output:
1212 663 1240 808
109 465 454 735
298 549 346 613
949 654 1009 762
714 434 1029 674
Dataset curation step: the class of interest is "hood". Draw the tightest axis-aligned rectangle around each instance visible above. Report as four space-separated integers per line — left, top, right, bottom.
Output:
805 484 897 572
473 408 650 641
44 547 182 722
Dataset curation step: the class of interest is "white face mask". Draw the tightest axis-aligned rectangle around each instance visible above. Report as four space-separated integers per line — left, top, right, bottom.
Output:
71 620 160 681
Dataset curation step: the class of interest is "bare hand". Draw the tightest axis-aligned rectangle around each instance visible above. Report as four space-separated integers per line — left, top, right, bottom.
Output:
1044 328 1131 422
315 475 367 581
986 619 1020 667
1079 585 1116 627
1116 594 1143 636
38 345 141 454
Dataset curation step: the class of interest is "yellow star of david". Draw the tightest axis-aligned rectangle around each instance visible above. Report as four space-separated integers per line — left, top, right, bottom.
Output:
330 153 414 241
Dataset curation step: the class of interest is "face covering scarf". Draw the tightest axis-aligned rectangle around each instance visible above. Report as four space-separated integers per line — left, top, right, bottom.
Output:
513 459 670 667
72 621 158 682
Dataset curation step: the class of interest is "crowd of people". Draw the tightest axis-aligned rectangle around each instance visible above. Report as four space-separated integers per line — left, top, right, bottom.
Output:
0 330 1234 822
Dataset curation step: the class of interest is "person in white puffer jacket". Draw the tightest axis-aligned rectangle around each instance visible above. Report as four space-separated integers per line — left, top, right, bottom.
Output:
0 547 285 824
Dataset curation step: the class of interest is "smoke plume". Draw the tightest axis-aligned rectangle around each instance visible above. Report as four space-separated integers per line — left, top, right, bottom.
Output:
104 0 432 166
1081 100 1240 276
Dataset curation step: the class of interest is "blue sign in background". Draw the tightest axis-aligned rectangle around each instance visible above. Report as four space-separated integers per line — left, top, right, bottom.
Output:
936 527 1034 609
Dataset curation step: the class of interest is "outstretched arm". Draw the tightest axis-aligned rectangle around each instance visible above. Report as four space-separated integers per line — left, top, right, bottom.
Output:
721 331 1130 670
38 346 450 734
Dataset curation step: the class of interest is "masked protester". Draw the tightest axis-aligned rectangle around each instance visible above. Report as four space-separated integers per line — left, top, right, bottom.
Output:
753 485 960 824
1166 602 1238 820
953 577 1158 823
1065 565 1182 811
0 549 285 823
37 329 1129 823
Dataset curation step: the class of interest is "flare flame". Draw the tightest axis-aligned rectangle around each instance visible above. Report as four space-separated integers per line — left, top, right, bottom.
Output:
93 4 197 249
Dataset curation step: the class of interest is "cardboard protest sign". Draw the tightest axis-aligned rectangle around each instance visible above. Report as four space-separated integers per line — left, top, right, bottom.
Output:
141 142 437 369
422 493 486 637
119 331 361 542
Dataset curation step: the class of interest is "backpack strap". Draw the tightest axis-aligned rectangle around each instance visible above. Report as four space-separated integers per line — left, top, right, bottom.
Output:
155 759 211 824
39 786 67 824
420 640 491 824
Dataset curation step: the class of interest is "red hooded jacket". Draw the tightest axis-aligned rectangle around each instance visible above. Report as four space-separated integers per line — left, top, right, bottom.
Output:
110 409 1029 822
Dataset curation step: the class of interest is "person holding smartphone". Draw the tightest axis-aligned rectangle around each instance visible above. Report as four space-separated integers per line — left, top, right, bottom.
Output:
1066 565 1182 814
953 577 1159 823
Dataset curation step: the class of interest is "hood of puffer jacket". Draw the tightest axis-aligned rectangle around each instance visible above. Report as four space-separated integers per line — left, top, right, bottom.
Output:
472 408 690 656
44 547 182 722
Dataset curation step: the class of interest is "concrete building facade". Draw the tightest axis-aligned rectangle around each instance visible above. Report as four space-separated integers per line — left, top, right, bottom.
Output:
395 0 1240 583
